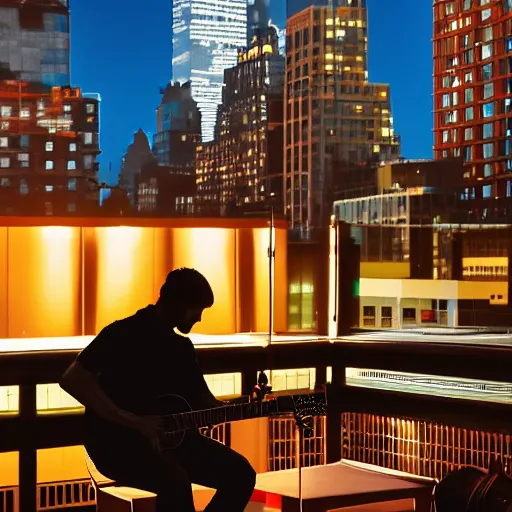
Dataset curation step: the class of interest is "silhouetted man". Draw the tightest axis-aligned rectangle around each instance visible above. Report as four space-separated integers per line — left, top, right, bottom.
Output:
60 268 256 512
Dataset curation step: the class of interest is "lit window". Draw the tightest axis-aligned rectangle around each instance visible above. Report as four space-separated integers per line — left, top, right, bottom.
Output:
446 2 455 14
20 108 30 118
481 8 491 20
84 133 93 144
483 83 494 99
63 105 72 112
0 157 9 168
69 143 77 152
67 160 76 171
443 130 450 143
86 103 95 114
326 30 334 38
45 160 54 170
481 43 493 59
442 94 450 107
45 185 53 192
483 123 493 139
181 135 187 142
464 127 473 140
1 106 11 117
483 185 492 198
0 137 7 147
45 141 54 152
482 102 494 118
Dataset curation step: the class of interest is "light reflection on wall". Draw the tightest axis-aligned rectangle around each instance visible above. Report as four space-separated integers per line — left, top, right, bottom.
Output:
8 227 81 338
0 221 288 338
172 228 236 334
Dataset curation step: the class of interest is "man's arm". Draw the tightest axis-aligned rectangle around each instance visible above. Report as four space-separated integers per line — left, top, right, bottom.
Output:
60 325 152 431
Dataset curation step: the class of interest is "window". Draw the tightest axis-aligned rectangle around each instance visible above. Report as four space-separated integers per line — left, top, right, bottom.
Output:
481 8 491 20
68 178 76 191
45 160 54 170
20 135 29 147
68 203 76 213
69 143 77 152
45 141 54 151
20 108 30 118
465 127 473 140
483 83 494 99
0 137 7 147
181 135 187 142
84 155 93 169
464 146 473 162
403 308 416 323
483 142 494 158
482 26 493 42
481 43 493 59
381 307 393 328
446 2 455 14
483 184 492 198
85 103 95 114
0 157 9 168
463 0 471 9
442 94 450 107
464 71 473 83
63 105 72 112
1 106 11 117
84 133 93 144
482 102 494 118
362 306 376 327
443 130 450 143
483 122 493 139
482 63 493 80
67 160 76 171
465 107 474 121
465 88 474 103
45 185 54 192
484 163 493 177
18 153 29 167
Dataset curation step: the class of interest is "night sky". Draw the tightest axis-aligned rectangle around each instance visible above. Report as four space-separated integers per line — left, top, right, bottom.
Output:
70 0 433 185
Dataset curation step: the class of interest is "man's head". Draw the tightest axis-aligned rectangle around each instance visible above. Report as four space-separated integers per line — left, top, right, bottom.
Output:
157 268 214 334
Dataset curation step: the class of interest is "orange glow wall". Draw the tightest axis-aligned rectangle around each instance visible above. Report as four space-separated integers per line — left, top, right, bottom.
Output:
0 219 288 338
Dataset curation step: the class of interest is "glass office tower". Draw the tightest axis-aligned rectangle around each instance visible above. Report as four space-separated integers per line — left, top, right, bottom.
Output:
172 0 247 142
248 0 286 54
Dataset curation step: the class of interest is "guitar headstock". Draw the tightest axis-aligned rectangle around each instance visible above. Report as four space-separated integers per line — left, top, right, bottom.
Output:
272 391 327 417
293 392 327 418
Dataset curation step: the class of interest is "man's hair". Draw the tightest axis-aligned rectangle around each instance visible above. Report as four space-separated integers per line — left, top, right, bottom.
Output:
159 268 214 309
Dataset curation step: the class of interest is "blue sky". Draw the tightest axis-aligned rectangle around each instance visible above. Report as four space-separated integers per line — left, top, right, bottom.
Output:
70 0 433 185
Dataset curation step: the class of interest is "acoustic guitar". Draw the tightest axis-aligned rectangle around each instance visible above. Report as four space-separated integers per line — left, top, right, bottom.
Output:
158 391 327 449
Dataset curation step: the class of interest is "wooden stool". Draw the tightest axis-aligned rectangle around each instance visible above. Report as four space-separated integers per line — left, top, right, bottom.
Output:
85 450 216 511
85 449 157 512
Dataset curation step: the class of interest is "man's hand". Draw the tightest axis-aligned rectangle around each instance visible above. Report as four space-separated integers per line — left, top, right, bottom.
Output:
127 414 163 453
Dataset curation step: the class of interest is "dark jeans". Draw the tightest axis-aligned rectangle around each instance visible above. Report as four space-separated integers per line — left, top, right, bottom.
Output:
87 431 256 512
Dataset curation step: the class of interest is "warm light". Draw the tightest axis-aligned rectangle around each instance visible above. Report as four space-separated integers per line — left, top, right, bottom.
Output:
328 223 338 340
172 228 236 334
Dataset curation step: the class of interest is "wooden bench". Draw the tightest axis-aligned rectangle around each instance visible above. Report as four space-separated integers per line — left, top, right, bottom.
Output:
253 460 437 512
85 450 216 512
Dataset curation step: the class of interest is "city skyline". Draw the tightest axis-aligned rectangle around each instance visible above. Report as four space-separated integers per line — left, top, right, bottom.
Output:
69 0 432 185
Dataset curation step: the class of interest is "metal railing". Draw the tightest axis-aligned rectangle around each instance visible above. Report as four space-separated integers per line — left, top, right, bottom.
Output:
2 339 512 511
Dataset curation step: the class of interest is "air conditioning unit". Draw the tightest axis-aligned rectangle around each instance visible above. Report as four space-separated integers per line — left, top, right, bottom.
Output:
490 293 508 305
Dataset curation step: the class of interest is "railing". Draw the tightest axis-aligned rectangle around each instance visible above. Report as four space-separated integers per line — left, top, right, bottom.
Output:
3 338 512 511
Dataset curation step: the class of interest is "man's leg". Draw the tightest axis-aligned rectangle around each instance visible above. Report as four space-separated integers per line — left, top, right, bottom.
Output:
173 432 256 512
89 443 196 512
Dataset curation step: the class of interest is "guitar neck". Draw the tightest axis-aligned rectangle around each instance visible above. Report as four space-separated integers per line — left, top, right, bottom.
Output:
169 400 275 432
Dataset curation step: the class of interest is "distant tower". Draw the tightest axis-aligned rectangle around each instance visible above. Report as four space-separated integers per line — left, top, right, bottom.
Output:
172 0 247 142
0 0 71 87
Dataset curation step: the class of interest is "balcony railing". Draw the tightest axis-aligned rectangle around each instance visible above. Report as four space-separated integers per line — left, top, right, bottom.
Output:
2 338 512 511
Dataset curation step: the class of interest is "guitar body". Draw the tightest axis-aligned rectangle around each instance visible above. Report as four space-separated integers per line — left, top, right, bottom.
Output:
157 394 193 450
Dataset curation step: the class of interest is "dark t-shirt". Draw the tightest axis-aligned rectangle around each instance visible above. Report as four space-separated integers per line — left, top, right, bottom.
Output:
77 305 215 448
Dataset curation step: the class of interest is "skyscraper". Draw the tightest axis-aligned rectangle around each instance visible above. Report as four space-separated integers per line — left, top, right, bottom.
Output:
248 0 286 53
433 0 512 221
284 1 400 233
172 0 247 142
0 0 70 87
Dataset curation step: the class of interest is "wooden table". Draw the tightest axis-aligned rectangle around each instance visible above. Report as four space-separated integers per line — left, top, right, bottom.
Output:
254 460 436 512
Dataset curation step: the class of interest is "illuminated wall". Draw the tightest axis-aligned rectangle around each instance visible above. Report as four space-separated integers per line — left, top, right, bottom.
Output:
0 219 288 339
